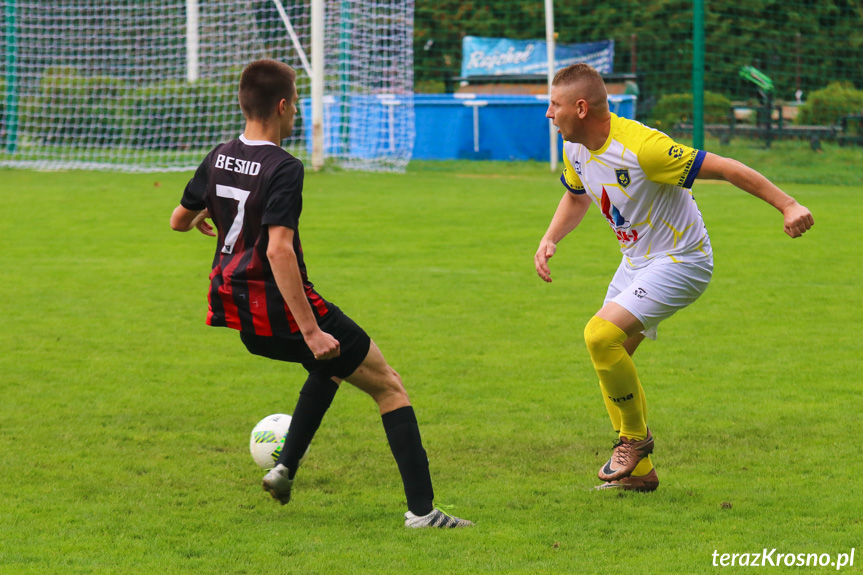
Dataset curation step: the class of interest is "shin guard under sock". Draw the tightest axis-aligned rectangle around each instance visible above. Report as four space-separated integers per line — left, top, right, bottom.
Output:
382 406 434 516
584 316 647 440
276 374 339 479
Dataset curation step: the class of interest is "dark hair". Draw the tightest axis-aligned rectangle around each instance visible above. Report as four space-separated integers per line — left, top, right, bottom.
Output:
238 59 297 120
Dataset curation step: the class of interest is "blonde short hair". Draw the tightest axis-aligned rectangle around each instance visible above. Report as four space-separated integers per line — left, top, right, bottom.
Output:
552 63 608 114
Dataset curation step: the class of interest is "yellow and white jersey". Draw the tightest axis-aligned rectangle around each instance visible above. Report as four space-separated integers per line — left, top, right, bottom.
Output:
561 113 712 269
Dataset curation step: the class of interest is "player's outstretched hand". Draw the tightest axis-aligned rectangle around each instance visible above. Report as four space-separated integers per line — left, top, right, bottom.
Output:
306 329 341 361
783 202 814 238
193 209 216 237
535 238 557 283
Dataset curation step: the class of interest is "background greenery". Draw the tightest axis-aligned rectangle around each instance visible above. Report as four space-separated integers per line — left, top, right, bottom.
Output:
3 1 862 171
1 151 860 573
415 1 863 102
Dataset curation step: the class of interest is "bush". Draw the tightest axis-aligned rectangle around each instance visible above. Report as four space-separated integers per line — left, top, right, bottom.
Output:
648 91 732 130
795 81 863 126
123 79 243 150
22 67 125 148
16 67 244 151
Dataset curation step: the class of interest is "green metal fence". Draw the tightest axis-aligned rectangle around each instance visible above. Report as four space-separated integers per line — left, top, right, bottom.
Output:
414 0 863 148
2 1 861 169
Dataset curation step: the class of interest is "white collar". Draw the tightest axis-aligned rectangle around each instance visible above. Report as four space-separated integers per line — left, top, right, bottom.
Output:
239 134 278 147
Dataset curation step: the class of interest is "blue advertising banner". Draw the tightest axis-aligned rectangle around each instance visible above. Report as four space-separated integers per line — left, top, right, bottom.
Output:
460 36 614 77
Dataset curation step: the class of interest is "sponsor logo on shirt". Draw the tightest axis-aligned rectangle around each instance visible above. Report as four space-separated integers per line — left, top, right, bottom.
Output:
601 186 640 244
601 187 630 229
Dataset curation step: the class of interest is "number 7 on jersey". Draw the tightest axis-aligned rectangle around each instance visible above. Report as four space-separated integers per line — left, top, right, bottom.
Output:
216 184 251 254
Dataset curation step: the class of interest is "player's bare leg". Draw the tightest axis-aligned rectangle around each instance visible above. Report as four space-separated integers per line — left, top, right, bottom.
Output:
343 340 410 414
623 332 646 357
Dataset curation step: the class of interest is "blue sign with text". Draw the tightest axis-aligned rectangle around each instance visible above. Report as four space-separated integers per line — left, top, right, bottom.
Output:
460 36 614 77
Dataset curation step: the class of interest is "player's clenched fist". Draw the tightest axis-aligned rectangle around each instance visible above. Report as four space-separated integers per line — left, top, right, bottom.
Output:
782 203 814 238
306 329 340 360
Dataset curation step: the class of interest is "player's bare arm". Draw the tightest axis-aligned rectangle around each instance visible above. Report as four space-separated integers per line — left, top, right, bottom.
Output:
170 205 216 237
535 191 593 282
696 152 814 238
267 224 340 360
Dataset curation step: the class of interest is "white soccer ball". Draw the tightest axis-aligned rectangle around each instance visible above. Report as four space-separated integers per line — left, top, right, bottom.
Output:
249 413 308 470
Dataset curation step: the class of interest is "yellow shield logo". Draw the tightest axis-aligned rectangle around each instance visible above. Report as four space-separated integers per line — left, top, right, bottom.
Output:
616 169 631 188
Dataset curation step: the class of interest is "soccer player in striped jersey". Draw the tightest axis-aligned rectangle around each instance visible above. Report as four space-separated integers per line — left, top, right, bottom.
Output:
170 60 471 528
537 63 813 492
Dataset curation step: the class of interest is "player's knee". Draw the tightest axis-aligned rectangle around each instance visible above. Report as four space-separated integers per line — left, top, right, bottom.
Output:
584 315 626 368
379 367 411 406
359 364 407 406
381 366 408 398
583 315 609 355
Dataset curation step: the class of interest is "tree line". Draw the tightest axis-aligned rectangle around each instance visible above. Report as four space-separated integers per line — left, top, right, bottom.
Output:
414 0 863 103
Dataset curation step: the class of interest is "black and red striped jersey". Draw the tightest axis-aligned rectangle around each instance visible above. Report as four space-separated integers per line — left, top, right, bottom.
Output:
180 135 329 336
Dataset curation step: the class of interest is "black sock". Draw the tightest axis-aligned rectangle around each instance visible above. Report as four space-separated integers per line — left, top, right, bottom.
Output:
381 406 434 516
276 374 339 479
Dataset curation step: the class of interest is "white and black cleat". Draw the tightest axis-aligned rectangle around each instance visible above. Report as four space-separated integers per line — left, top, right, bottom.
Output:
262 464 294 505
404 508 474 528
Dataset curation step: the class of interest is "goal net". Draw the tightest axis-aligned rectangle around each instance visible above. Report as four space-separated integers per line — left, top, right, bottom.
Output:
0 1 414 172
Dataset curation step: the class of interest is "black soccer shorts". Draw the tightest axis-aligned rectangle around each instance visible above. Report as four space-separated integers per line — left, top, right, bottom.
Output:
240 303 371 379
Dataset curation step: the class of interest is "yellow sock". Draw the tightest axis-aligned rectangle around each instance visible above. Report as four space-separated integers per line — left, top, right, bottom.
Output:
600 374 654 477
599 364 648 432
600 380 622 432
636 375 647 422
631 375 655 475
584 316 647 440
632 455 654 476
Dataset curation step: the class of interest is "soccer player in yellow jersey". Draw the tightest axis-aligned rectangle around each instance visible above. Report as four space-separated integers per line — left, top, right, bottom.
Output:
536 63 814 492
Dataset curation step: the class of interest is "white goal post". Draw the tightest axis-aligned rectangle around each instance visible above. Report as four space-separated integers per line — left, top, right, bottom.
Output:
0 1 415 173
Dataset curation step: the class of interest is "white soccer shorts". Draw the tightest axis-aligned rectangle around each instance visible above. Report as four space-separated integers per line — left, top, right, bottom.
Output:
603 257 714 340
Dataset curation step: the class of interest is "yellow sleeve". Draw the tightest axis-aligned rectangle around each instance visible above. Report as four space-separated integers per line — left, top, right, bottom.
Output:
560 150 585 194
636 128 706 189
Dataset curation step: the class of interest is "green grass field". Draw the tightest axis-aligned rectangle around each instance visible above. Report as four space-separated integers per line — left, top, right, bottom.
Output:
1 155 861 574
